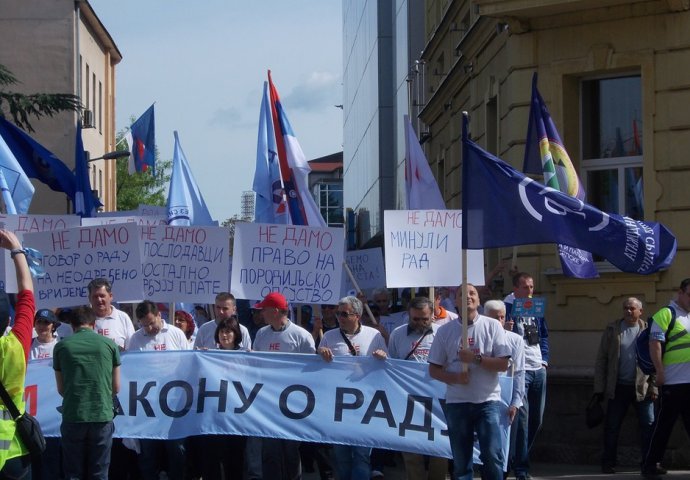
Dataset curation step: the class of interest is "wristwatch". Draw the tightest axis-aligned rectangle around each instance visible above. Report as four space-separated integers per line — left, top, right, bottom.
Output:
473 353 483 365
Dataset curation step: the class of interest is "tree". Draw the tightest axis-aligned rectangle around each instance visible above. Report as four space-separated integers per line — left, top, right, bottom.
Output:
0 64 81 132
115 127 171 211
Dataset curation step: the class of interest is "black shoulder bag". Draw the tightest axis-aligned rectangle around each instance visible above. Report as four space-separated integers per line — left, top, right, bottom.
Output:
404 329 433 360
0 380 46 460
339 329 358 356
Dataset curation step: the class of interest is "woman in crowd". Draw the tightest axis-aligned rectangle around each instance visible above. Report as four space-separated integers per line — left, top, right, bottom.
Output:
173 310 196 346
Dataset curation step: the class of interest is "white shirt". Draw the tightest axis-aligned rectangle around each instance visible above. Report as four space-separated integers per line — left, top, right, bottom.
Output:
434 308 459 327
320 325 388 357
428 315 511 404
194 319 251 350
30 337 58 360
504 293 543 370
95 306 135 349
56 322 73 341
127 323 191 352
253 321 315 353
388 323 438 363
504 330 526 408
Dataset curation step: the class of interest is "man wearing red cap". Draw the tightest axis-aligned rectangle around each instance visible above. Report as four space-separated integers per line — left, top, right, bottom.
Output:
253 292 316 480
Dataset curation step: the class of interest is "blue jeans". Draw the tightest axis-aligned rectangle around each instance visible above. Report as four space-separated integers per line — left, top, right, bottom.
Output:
602 383 653 468
514 367 546 476
332 445 371 480
60 421 114 480
445 401 504 480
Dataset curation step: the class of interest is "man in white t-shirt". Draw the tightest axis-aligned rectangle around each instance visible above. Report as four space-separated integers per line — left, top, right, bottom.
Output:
87 278 135 351
389 296 446 480
253 292 315 479
318 295 388 480
193 292 251 350
428 284 511 480
128 301 188 480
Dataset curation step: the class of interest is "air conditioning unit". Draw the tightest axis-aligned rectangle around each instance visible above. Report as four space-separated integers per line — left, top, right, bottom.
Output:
83 109 94 128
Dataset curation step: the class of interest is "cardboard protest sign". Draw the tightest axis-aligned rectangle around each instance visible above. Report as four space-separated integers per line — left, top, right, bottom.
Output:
0 214 81 292
232 223 344 304
139 225 230 302
384 210 484 287
341 247 384 295
23 223 143 308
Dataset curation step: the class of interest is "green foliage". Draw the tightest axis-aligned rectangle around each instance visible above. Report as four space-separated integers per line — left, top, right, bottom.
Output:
115 126 171 211
0 64 82 132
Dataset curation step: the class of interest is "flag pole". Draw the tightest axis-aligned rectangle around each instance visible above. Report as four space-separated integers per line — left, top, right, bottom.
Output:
343 261 379 326
461 111 470 374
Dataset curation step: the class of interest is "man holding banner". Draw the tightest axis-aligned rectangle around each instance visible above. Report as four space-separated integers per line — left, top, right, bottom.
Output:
253 292 316 480
318 296 388 480
428 285 511 480
389 296 447 480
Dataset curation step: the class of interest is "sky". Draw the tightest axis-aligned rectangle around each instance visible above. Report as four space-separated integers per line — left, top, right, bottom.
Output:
89 1 344 221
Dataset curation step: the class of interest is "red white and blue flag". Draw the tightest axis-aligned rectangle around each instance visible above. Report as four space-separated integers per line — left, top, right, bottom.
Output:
126 104 156 174
404 115 445 210
266 71 326 227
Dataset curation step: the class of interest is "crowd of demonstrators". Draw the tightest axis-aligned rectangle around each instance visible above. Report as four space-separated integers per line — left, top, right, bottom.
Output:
23 260 690 480
504 272 549 480
641 279 690 479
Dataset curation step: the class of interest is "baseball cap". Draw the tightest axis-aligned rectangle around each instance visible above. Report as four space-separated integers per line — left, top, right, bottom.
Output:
35 309 58 323
253 292 289 310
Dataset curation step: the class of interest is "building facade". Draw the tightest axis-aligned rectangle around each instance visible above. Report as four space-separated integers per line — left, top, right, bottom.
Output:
0 0 121 213
308 152 344 228
419 0 690 465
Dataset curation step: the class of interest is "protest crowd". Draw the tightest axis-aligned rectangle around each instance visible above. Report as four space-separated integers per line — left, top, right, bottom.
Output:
0 230 682 480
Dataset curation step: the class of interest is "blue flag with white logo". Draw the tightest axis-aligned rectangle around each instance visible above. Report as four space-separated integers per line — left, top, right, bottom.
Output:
461 116 676 275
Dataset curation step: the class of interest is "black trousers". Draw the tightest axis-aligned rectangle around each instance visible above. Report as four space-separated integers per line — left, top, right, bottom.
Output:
643 383 690 468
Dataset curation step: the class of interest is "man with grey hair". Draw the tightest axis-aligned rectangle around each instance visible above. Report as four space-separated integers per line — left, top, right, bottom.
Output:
318 295 388 480
594 297 655 474
484 299 526 479
389 296 447 479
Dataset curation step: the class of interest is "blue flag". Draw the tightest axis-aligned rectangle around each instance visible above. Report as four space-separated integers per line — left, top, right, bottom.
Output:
127 104 156 174
0 132 34 213
0 117 75 200
253 81 288 224
166 131 215 226
461 116 676 275
74 122 101 217
523 74 597 278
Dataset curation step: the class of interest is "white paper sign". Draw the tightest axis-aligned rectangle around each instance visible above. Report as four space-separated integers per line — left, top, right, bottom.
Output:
384 210 484 287
231 223 345 304
0 214 81 292
139 225 230 302
341 247 385 295
82 215 167 227
23 223 144 308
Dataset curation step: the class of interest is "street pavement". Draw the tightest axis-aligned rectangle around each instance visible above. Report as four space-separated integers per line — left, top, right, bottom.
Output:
303 459 690 479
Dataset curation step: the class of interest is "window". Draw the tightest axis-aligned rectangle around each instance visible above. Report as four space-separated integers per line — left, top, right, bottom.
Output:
85 64 90 107
98 81 103 133
314 181 344 227
581 75 643 219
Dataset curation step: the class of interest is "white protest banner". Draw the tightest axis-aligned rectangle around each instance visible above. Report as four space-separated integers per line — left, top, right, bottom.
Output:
26 352 510 464
384 210 484 287
232 223 344 304
138 204 168 217
23 223 143 308
140 225 230 302
0 214 81 292
341 247 384 295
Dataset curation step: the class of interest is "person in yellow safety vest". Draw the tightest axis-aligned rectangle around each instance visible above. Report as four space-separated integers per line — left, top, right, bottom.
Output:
641 278 690 479
0 229 36 478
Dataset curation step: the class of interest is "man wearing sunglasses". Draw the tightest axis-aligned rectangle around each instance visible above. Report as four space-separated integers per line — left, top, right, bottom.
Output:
318 296 387 480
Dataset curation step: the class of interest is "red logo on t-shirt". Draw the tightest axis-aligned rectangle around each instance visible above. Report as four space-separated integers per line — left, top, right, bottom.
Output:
154 344 166 351
269 343 280 351
97 328 109 336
